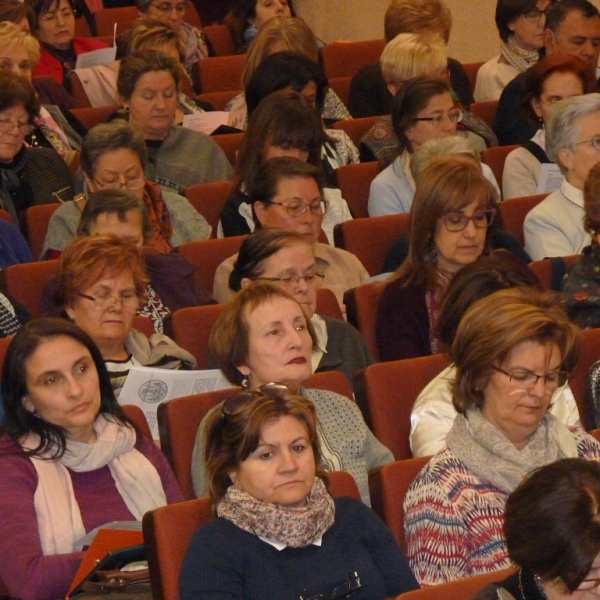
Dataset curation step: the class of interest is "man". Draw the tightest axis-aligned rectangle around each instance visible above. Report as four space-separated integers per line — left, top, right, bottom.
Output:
347 0 473 118
524 94 600 259
213 158 369 305
493 0 600 145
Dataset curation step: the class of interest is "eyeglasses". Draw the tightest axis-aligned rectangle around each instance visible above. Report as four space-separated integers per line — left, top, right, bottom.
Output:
78 291 139 311
575 136 600 151
522 7 549 21
300 572 362 600
270 199 329 217
440 208 496 232
0 118 31 135
93 176 146 191
39 8 76 22
254 272 324 287
221 382 293 420
491 365 569 392
414 109 462 128
149 2 187 14
578 577 600 591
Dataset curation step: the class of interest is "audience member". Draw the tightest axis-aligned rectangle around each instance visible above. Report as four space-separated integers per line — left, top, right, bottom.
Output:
474 0 551 102
0 318 182 600
503 54 594 199
0 0 33 32
0 218 33 267
404 287 600 586
524 93 600 260
376 157 498 361
493 0 600 145
213 157 368 306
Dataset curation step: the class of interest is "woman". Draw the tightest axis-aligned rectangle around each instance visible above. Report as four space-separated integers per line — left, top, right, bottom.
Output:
27 0 108 88
225 0 294 54
191 282 393 504
219 90 352 244
470 459 600 600
410 253 581 458
116 50 233 196
0 70 73 221
503 54 595 199
368 77 497 217
229 228 374 387
43 119 211 258
182 386 418 599
0 317 182 600
376 156 498 361
474 0 552 102
0 0 34 33
404 286 600 587
55 235 196 397
226 17 349 129
135 0 212 73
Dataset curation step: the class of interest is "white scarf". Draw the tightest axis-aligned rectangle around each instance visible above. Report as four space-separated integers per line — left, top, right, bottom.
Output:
24 415 167 555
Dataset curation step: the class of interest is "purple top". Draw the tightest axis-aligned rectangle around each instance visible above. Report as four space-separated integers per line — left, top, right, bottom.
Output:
0 432 183 600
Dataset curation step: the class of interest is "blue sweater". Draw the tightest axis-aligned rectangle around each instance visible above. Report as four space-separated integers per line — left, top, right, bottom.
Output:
179 497 419 600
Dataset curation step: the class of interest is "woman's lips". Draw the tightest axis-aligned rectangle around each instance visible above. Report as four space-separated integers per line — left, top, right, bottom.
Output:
287 357 307 365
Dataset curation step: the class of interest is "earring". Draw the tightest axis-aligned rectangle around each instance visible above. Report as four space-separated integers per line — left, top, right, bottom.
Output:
241 375 249 389
33 410 41 418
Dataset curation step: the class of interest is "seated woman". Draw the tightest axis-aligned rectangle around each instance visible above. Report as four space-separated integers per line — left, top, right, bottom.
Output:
410 254 581 457
116 50 232 195
229 228 374 388
404 286 600 586
376 156 498 361
0 0 34 33
182 385 418 599
191 282 393 504
0 70 73 220
43 119 211 258
470 458 600 600
54 235 196 397
474 0 549 103
27 0 108 88
0 317 182 600
226 17 348 129
219 90 352 244
503 54 594 199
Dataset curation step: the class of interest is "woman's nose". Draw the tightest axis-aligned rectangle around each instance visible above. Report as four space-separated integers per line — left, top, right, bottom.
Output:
279 450 298 472
66 376 83 398
462 219 478 238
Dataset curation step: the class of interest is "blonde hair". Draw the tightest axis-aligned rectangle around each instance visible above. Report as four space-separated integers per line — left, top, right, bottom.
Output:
0 22 40 66
384 0 452 42
380 32 447 89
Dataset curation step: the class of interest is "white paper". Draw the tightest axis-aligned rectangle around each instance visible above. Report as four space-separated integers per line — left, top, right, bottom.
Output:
75 46 117 69
119 367 234 439
536 163 564 194
182 111 231 135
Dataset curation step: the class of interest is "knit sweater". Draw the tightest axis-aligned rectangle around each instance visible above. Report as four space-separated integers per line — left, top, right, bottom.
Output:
179 497 419 600
404 426 600 587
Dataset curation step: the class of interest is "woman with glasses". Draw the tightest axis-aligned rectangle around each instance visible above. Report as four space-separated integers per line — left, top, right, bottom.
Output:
368 77 498 217
404 286 600 587
42 119 211 259
503 54 595 199
474 0 553 103
0 318 183 600
191 282 393 505
26 0 108 88
470 458 600 600
54 235 195 397
376 156 498 361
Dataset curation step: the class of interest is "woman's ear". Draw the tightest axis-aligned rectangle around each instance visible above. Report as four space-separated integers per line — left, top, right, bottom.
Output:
558 148 574 173
22 396 34 414
531 97 543 120
65 304 76 322
253 201 268 227
237 364 251 377
240 277 253 289
228 469 238 485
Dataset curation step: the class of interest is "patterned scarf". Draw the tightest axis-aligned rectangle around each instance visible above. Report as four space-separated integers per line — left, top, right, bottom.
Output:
425 268 453 354
500 35 540 73
33 107 72 157
0 293 22 336
217 477 335 547
143 181 173 254
446 407 578 493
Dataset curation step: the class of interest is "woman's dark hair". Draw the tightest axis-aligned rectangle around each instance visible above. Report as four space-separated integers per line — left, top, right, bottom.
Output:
584 162 600 234
505 458 600 592
521 54 596 124
391 76 453 154
436 253 541 350
0 0 34 31
229 228 310 291
0 70 40 121
0 318 134 459
232 90 324 195
495 0 543 43
25 0 76 33
245 51 327 117
117 49 180 101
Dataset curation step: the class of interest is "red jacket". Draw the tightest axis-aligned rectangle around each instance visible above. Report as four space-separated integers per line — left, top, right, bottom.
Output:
33 37 109 85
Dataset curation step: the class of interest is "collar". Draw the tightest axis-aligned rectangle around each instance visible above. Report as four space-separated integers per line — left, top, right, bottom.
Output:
560 179 584 207
259 535 323 551
532 128 545 148
313 243 332 268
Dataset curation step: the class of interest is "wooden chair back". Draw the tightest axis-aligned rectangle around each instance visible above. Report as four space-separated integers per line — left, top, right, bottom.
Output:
498 193 547 247
24 203 61 259
327 77 351 108
527 254 581 291
481 144 519 190
334 161 379 218
71 105 119 130
196 89 241 111
5 260 59 317
212 132 244 168
121 404 153 440
203 24 235 56
184 180 233 236
320 39 385 79
196 54 245 93
93 6 138 36
568 327 600 430
469 100 499 127
462 61 484 97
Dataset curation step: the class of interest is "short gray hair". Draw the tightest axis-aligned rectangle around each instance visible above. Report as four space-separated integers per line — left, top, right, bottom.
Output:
410 135 480 183
546 93 600 174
